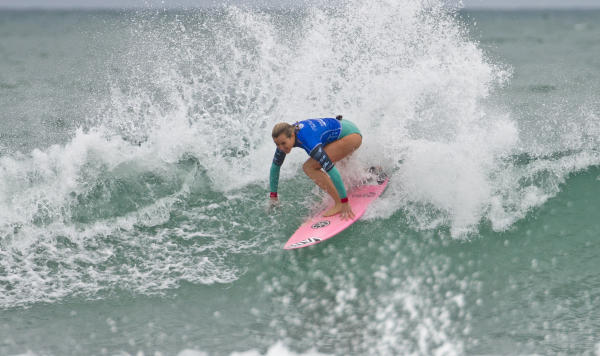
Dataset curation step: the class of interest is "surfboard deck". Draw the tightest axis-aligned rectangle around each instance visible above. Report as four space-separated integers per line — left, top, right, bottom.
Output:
284 169 388 250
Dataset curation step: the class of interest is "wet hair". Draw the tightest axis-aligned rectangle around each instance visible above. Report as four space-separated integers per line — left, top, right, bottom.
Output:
272 122 295 139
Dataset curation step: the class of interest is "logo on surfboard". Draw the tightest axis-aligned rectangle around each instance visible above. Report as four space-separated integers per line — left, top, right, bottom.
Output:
289 237 322 248
351 192 376 198
311 221 330 229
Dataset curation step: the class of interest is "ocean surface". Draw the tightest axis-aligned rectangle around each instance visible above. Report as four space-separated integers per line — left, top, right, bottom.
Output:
1 2 599 355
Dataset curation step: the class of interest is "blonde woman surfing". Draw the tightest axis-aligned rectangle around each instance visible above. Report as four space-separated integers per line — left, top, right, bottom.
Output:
270 116 362 220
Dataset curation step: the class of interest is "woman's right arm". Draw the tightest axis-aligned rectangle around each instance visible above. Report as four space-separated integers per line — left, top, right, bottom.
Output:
269 148 286 199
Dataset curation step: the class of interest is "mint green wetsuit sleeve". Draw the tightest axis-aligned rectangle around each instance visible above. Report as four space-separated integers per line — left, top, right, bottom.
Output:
327 166 347 200
270 163 281 193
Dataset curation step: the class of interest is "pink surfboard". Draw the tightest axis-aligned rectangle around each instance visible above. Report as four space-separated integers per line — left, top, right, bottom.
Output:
284 172 389 250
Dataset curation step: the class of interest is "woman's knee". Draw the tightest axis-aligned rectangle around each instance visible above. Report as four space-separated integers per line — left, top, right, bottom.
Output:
303 159 319 174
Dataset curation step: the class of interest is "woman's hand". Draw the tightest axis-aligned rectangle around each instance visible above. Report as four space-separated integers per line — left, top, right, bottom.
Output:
267 195 279 213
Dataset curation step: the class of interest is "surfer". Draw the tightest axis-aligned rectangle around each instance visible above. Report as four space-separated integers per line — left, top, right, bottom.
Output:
269 116 362 220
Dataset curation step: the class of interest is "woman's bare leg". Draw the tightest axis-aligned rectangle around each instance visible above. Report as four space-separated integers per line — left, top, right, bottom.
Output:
302 134 362 216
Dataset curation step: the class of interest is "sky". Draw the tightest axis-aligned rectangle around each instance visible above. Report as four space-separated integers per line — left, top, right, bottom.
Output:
0 0 600 9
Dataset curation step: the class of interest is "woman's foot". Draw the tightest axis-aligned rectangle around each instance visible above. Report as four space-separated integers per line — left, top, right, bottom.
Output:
323 202 355 220
323 203 342 217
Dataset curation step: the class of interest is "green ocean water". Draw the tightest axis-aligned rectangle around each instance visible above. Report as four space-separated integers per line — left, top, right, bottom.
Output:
1 3 599 356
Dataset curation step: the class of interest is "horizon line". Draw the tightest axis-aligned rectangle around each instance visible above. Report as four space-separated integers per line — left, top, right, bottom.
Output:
1 1 600 11
2 5 600 10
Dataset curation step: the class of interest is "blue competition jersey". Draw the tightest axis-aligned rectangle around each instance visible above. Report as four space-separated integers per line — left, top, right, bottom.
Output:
272 118 341 169
294 118 342 154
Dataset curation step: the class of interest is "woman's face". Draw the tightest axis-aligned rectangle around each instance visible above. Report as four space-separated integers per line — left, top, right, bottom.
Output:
273 132 294 154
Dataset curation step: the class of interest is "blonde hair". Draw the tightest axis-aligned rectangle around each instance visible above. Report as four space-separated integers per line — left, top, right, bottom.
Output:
272 122 295 139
